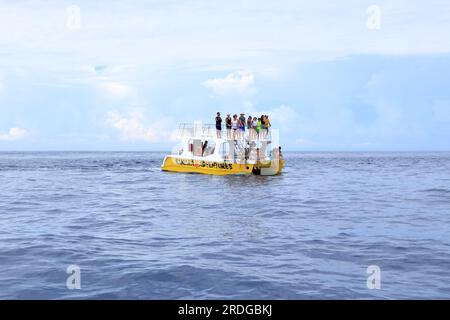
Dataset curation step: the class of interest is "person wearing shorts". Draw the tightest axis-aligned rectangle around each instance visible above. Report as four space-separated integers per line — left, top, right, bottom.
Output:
225 114 232 139
239 112 246 139
215 112 222 138
231 114 239 140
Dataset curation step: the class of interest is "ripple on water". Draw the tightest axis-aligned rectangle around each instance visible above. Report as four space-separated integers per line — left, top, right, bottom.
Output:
0 151 449 299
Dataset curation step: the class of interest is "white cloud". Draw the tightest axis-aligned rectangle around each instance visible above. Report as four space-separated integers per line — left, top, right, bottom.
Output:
1 0 450 75
100 82 132 97
106 110 174 142
249 105 300 132
94 64 136 75
203 71 255 96
261 105 299 127
0 127 28 141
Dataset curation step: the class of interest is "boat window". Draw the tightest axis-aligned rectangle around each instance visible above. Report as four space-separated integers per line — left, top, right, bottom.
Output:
193 139 203 156
187 139 193 153
220 142 230 158
203 140 215 157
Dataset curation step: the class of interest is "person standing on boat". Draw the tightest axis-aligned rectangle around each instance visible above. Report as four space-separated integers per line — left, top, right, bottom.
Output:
256 117 262 140
225 114 232 139
246 115 253 140
265 115 271 139
239 112 246 139
260 115 268 139
215 112 222 138
231 114 239 140
251 116 258 141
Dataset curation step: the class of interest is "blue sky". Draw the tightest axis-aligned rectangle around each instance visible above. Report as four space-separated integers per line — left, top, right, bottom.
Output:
1 0 450 150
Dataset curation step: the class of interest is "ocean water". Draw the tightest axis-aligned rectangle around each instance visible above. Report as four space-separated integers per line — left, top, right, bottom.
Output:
0 151 449 299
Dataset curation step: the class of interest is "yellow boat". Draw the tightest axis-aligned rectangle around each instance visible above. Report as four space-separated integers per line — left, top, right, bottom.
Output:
161 122 284 176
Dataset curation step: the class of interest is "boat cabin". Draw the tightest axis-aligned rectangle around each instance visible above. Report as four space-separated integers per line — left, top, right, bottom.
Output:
172 122 277 165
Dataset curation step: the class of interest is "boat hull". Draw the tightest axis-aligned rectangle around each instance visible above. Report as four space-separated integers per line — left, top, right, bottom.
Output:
250 159 285 176
161 156 254 175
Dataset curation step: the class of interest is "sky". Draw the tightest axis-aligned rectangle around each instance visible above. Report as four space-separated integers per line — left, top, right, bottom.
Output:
0 0 450 151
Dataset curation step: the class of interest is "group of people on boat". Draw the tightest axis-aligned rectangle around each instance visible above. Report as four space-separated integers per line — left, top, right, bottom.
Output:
214 112 271 140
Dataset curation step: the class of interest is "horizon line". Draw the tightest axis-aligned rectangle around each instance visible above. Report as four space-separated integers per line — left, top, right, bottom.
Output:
1 149 450 153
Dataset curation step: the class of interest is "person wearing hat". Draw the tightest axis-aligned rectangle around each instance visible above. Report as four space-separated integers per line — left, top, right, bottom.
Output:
238 112 246 139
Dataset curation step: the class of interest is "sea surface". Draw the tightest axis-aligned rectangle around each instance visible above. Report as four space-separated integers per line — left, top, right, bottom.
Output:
0 151 449 299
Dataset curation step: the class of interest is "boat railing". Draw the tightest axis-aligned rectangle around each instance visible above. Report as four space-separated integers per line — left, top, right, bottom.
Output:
223 128 272 142
178 123 216 138
177 123 272 142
